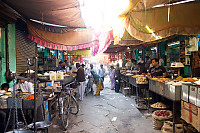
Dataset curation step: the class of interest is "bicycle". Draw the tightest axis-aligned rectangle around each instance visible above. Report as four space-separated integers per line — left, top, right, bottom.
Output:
58 82 79 130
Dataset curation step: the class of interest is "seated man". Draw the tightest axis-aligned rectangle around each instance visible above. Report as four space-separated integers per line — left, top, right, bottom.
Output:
8 78 34 94
148 58 167 78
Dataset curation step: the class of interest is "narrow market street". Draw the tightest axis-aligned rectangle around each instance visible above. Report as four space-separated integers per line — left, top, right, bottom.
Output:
49 77 161 133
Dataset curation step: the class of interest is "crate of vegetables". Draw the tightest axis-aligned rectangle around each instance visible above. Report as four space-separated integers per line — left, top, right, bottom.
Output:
22 94 43 109
152 110 172 130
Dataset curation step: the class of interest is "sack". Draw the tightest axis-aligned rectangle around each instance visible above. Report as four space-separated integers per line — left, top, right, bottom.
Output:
161 121 183 133
152 110 173 121
152 110 173 130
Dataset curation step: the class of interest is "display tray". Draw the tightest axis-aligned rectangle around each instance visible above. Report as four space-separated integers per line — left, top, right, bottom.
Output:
135 103 147 110
150 105 169 110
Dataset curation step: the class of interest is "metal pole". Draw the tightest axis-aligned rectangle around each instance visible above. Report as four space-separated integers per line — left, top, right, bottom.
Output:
34 57 37 132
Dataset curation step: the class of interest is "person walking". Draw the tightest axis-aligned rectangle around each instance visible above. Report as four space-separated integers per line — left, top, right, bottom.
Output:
115 63 121 93
91 70 103 96
76 63 86 101
109 65 115 90
98 64 106 81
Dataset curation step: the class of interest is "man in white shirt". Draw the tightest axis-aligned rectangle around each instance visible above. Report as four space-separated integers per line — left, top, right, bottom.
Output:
65 62 70 73
98 64 106 81
8 79 34 94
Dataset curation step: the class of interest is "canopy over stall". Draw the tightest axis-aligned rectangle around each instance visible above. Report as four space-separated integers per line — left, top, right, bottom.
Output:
116 0 200 45
3 0 85 28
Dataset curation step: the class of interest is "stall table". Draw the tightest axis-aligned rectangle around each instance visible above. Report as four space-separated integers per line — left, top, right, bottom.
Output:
129 76 149 109
149 78 182 133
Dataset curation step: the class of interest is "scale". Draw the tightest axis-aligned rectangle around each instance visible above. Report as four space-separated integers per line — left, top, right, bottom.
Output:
170 62 184 79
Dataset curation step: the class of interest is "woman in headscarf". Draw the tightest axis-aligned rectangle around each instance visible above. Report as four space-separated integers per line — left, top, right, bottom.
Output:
91 70 104 96
109 65 115 90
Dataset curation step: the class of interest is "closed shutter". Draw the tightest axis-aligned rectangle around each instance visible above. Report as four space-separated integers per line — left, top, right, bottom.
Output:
16 29 36 74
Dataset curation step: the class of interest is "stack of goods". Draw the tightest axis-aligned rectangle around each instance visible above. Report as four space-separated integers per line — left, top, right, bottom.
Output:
152 110 172 130
133 75 148 84
161 121 183 133
151 102 169 109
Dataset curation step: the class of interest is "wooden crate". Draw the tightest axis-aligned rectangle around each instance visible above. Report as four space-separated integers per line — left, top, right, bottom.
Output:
181 100 200 132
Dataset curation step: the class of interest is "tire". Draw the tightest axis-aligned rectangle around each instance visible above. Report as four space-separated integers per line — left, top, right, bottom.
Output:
61 96 69 130
69 95 79 115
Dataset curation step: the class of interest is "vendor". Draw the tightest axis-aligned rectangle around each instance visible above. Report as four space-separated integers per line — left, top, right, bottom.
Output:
148 58 167 78
8 79 34 94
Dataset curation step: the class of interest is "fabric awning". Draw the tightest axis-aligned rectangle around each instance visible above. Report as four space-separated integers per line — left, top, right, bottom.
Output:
3 0 85 28
28 34 99 51
67 50 91 56
117 2 200 44
27 21 95 45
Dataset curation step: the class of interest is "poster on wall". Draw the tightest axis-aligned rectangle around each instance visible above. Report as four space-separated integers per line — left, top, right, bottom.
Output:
185 57 190 65
189 36 199 52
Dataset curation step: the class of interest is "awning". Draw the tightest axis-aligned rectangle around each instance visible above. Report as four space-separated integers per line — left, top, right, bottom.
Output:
67 50 91 56
27 21 95 45
3 0 85 28
28 34 99 51
117 1 200 44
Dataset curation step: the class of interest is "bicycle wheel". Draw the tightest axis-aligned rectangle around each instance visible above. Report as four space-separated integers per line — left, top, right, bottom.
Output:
61 96 69 130
69 95 79 115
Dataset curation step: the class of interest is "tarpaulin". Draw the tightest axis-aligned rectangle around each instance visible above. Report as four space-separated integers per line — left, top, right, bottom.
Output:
27 21 95 45
118 1 200 44
4 0 85 28
98 30 114 53
67 50 91 55
28 34 99 51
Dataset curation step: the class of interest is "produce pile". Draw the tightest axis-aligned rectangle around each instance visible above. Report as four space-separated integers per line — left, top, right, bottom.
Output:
151 102 168 109
152 110 172 120
155 110 170 117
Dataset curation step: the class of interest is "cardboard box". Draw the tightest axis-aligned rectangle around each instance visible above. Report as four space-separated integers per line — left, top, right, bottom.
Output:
181 100 200 131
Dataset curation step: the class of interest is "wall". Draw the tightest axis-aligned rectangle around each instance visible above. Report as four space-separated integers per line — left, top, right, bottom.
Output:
0 28 7 86
8 24 16 87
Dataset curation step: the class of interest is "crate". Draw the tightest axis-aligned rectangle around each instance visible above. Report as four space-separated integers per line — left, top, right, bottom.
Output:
181 100 200 132
182 83 192 102
122 87 130 96
189 85 198 105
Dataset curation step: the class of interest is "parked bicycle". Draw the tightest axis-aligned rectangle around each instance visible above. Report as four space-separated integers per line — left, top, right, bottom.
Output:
58 82 79 130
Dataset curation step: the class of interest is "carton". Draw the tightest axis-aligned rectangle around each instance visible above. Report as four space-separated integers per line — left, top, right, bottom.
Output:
181 100 200 131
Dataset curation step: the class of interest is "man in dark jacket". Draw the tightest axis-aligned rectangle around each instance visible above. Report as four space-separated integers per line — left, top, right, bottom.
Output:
76 63 86 101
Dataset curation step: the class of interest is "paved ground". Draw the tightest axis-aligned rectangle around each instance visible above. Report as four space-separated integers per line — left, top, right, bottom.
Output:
49 77 161 133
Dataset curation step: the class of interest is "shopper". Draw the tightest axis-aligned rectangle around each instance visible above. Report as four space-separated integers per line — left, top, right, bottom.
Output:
109 65 115 90
148 58 167 78
65 62 70 73
76 63 86 101
91 70 103 96
115 63 121 93
98 64 106 81
145 56 151 70
131 59 139 70
87 64 96 92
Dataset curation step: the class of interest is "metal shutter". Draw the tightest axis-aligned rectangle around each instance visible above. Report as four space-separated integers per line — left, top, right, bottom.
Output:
16 29 36 74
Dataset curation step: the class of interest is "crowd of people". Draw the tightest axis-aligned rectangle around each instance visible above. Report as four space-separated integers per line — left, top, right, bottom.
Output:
125 56 167 78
